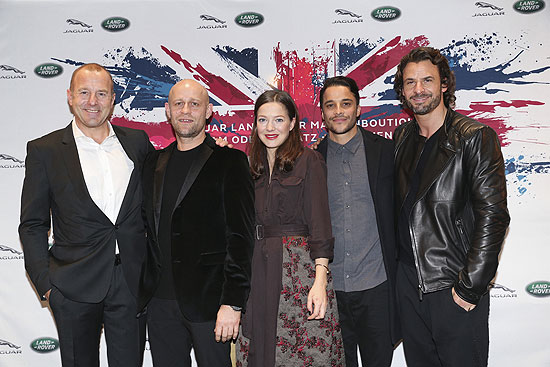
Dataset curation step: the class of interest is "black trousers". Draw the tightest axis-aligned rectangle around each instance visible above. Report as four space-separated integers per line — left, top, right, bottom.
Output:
49 261 146 367
335 281 393 367
147 297 231 367
396 262 489 367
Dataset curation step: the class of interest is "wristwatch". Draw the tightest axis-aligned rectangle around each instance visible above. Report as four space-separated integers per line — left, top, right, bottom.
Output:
230 305 242 311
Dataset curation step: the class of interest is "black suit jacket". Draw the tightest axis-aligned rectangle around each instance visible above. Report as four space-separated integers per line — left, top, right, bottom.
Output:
19 123 153 304
140 134 255 322
317 127 401 345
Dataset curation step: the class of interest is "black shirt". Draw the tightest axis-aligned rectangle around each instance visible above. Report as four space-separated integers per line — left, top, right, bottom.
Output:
155 144 202 299
398 126 442 267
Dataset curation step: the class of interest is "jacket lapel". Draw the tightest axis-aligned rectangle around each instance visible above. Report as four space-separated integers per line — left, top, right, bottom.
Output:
114 125 139 224
60 124 111 223
360 128 381 198
414 112 456 202
317 135 328 161
152 143 174 237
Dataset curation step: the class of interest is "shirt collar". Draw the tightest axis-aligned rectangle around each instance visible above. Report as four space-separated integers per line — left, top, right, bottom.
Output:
327 127 362 155
72 118 116 142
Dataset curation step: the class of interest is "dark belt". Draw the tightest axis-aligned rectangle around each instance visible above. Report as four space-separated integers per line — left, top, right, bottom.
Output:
114 253 121 265
255 224 309 240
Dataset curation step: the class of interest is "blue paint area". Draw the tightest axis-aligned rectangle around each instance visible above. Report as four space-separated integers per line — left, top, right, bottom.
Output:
54 49 222 110
359 103 406 120
213 46 258 76
445 50 550 93
378 35 550 101
54 49 183 111
505 157 517 175
442 34 550 92
106 48 181 111
377 75 398 101
338 38 380 74
505 156 550 196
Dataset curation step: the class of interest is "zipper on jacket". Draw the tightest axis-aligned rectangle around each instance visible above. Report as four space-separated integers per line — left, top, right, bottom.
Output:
405 137 426 301
455 218 469 253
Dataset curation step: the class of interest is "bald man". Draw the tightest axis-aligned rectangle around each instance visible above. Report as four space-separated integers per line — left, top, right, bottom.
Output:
140 80 255 366
19 63 153 366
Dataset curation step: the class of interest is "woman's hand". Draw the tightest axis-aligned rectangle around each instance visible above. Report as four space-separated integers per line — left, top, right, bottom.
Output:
307 277 328 320
307 259 330 320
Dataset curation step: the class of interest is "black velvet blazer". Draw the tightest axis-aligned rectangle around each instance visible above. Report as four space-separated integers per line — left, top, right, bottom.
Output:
140 134 255 322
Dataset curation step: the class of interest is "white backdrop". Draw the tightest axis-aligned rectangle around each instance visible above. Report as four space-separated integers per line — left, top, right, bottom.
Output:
1 0 549 366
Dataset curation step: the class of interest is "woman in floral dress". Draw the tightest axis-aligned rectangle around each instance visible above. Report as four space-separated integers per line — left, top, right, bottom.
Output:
236 90 345 367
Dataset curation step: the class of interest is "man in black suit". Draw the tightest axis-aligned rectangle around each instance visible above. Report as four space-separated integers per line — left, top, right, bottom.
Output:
141 79 254 366
316 76 400 367
19 63 153 366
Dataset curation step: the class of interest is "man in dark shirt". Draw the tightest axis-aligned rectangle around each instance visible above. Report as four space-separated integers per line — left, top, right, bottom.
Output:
393 47 510 367
316 76 400 367
141 79 254 367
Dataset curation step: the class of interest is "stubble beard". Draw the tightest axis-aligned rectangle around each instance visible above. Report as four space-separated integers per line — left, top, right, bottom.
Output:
406 91 442 115
172 119 205 139
326 116 357 136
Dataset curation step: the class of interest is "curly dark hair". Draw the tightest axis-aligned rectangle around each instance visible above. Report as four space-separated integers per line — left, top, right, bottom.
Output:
248 89 303 179
394 47 456 109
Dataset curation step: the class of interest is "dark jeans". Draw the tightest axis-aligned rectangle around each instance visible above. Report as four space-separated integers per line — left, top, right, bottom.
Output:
335 281 393 367
397 262 489 367
147 297 231 367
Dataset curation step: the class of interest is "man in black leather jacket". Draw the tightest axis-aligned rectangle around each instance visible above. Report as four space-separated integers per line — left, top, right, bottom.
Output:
392 47 510 367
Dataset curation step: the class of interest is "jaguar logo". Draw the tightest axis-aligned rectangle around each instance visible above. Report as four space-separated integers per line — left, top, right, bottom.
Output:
0 244 23 255
0 154 24 164
334 9 362 18
66 18 92 28
200 14 226 24
475 2 504 10
0 65 24 74
0 339 21 349
489 282 516 293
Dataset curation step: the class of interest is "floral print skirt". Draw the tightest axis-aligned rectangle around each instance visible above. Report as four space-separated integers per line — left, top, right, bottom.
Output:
237 236 345 367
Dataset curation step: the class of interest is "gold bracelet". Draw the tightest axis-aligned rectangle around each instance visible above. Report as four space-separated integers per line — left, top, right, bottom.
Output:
315 263 330 274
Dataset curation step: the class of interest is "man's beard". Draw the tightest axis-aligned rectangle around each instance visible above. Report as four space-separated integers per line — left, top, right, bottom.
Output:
406 91 442 115
172 120 205 139
326 116 356 135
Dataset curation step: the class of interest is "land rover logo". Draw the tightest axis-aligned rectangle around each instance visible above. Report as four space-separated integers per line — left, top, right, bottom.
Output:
371 6 401 21
102 17 130 31
526 281 550 297
30 337 59 353
513 0 545 13
234 12 264 27
34 63 63 78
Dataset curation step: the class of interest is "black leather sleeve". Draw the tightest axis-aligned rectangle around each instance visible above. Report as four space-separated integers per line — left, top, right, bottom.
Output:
454 126 510 304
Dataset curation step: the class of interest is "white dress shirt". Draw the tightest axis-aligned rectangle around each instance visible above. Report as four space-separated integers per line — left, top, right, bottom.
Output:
72 120 134 253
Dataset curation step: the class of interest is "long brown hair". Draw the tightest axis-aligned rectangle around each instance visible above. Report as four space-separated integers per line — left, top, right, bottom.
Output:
248 90 303 179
